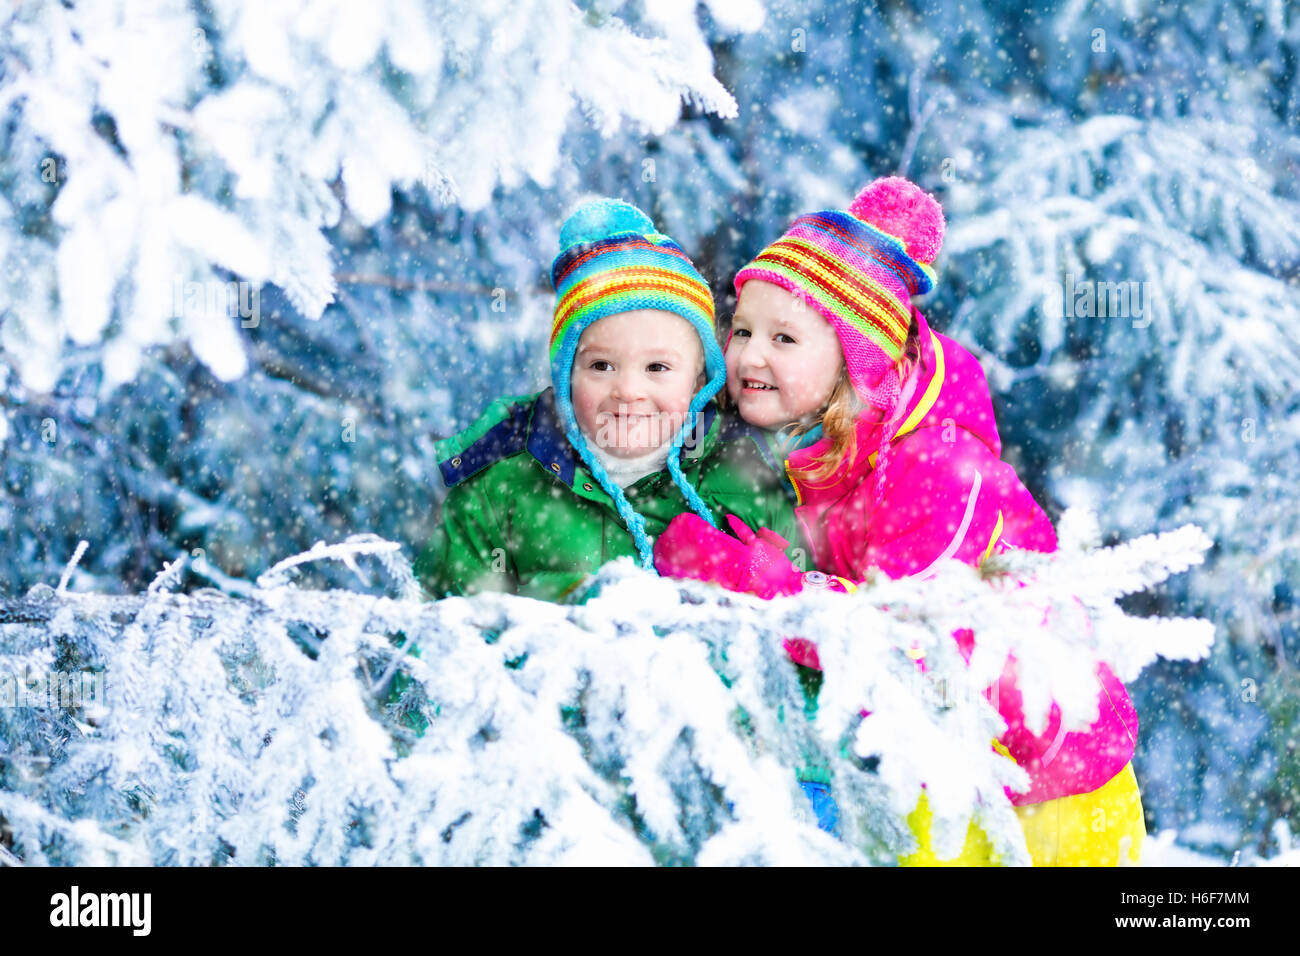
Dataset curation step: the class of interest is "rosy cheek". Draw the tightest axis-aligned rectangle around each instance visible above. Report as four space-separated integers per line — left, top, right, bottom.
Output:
672 385 694 414
572 380 599 418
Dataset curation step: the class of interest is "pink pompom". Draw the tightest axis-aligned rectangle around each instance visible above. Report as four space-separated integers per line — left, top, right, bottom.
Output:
848 176 945 265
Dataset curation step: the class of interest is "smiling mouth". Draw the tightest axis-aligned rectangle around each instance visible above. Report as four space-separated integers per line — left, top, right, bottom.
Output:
741 379 777 391
600 412 657 425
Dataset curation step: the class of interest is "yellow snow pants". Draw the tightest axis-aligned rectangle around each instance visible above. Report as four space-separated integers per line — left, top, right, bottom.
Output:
899 762 1146 866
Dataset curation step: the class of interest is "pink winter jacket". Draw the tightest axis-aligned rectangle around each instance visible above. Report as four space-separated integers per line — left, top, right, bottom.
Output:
784 310 1138 805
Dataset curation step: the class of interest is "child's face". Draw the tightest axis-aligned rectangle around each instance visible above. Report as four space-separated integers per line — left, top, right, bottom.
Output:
572 310 705 459
726 280 844 429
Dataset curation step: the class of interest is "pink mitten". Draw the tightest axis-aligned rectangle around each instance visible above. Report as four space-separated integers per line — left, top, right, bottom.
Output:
653 513 803 598
652 512 747 590
722 514 806 599
725 515 857 597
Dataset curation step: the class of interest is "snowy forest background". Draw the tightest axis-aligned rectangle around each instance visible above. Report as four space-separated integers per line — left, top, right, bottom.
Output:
1 0 1298 864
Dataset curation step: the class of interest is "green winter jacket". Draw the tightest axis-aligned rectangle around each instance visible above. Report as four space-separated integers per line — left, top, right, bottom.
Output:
413 387 800 602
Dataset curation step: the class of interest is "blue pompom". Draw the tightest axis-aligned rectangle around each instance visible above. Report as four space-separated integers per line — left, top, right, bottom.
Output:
558 199 655 250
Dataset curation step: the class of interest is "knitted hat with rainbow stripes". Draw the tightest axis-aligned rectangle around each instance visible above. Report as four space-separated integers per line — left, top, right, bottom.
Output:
733 176 945 414
549 198 727 569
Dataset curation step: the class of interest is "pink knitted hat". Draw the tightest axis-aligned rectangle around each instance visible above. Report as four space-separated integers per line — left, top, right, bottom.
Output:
734 176 946 414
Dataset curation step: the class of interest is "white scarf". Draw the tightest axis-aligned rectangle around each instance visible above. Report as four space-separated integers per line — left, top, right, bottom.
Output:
582 438 674 489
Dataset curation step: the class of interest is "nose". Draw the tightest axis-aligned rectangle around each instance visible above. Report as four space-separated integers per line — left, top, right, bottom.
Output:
735 336 768 372
610 368 646 402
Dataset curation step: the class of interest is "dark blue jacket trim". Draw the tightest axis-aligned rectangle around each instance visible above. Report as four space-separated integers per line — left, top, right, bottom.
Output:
525 387 580 486
437 400 532 488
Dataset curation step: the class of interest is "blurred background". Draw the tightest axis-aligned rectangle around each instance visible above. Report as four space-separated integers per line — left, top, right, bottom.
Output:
1 0 1297 861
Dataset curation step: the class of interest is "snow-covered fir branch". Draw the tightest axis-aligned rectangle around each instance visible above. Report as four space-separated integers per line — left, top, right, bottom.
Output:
0 518 1213 865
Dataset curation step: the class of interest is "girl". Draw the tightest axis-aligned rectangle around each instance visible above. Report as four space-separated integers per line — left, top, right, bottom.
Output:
653 177 1145 866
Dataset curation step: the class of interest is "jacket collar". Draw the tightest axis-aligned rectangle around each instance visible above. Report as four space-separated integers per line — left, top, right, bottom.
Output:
874 310 943 457
525 387 580 485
